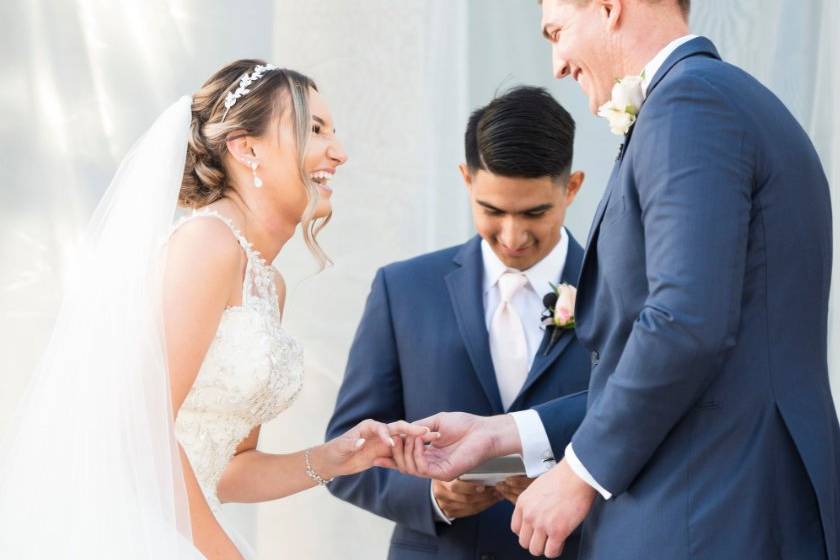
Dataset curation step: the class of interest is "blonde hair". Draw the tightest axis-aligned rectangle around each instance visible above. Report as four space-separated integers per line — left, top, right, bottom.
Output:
181 59 331 268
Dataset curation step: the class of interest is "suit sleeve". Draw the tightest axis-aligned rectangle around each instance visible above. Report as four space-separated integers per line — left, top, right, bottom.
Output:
568 74 753 496
325 268 439 536
531 389 588 460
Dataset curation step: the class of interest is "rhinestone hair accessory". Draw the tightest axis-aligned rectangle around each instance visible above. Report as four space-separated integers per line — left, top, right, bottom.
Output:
221 64 278 121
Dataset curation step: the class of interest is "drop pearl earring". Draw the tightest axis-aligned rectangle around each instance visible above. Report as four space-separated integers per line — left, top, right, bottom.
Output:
250 161 263 189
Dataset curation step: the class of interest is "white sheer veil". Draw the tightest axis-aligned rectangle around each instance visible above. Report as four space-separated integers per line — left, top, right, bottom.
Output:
0 96 204 559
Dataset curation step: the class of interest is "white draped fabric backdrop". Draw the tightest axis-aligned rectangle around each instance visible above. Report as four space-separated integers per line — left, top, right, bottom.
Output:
1 1 837 558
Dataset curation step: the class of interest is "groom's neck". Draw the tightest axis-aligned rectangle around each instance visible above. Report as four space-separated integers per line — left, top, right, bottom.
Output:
616 10 690 78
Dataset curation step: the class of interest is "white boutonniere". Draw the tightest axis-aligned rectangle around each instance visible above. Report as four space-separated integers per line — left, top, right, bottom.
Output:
540 283 577 355
597 73 645 136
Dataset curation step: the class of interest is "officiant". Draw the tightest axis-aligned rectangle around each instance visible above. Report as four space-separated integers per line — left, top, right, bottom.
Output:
325 86 592 560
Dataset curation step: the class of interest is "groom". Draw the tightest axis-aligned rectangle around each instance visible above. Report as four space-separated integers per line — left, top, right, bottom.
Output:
394 1 840 559
326 86 591 559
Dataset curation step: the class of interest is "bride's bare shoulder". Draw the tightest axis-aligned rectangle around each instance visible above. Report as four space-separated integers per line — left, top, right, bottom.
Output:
165 216 244 286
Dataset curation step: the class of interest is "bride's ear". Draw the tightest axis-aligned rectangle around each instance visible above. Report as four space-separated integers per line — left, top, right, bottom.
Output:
225 133 258 168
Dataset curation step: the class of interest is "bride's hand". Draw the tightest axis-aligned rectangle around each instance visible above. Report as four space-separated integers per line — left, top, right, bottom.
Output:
315 420 439 479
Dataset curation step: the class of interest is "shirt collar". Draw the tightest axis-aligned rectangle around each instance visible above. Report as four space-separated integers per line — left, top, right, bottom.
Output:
641 34 698 98
481 228 569 297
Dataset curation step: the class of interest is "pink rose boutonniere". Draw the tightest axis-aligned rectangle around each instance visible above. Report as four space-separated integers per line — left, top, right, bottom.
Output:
541 283 577 355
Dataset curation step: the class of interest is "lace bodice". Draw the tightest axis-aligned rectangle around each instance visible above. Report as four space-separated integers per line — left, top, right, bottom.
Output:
172 210 304 512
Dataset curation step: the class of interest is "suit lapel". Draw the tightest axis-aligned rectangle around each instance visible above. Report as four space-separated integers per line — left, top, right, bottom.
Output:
585 160 621 248
587 82 644 248
445 236 504 413
509 236 585 410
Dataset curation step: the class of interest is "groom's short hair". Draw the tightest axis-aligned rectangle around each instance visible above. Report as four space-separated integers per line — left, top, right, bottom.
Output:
465 86 575 182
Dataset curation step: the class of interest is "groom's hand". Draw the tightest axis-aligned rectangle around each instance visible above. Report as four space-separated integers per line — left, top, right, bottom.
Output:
512 459 596 558
432 480 502 519
375 412 522 481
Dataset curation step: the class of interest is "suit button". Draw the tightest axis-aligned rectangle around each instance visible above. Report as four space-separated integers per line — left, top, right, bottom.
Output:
480 555 495 560
591 350 600 366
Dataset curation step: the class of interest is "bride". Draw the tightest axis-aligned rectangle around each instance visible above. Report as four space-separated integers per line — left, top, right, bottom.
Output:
0 59 433 559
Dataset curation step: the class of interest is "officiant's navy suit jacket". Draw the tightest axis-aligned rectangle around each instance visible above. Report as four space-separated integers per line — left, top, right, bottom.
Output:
326 234 590 560
533 36 840 560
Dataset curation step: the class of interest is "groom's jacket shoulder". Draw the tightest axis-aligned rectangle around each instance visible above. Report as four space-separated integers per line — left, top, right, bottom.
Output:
634 37 816 178
643 37 783 120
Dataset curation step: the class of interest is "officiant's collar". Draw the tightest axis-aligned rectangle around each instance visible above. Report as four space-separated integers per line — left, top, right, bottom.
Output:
641 34 698 98
481 228 569 297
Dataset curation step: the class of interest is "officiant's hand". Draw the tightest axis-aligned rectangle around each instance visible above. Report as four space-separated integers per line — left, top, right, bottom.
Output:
320 420 438 478
512 459 596 558
374 412 522 481
432 479 502 519
495 475 534 505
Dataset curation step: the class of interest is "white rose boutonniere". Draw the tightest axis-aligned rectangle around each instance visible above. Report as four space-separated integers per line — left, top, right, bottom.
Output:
597 73 644 136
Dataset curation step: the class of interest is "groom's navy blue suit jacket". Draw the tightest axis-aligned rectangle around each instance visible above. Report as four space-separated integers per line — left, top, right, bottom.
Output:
326 234 590 560
533 37 840 560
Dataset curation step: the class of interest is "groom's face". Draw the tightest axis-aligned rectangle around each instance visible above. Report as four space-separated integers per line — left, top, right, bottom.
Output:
541 0 617 113
461 167 584 270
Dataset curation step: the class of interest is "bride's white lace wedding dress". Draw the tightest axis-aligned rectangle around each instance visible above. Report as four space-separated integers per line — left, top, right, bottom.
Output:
171 209 305 558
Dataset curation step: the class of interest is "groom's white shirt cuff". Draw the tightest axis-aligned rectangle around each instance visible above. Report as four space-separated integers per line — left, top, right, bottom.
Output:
510 409 614 500
430 483 453 524
510 410 557 477
565 443 613 500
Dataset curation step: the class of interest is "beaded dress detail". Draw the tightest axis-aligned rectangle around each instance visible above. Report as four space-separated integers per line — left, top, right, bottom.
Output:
171 209 304 514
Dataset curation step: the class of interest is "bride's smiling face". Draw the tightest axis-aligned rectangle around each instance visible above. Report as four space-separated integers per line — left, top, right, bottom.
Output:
246 88 348 223
302 90 348 217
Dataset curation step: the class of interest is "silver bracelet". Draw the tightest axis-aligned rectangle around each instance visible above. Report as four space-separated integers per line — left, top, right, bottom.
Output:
304 448 334 486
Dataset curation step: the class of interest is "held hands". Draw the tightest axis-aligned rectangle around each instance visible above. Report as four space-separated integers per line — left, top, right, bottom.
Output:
374 411 596 558
512 459 596 558
317 419 439 479
432 479 502 519
374 412 522 481
316 414 596 556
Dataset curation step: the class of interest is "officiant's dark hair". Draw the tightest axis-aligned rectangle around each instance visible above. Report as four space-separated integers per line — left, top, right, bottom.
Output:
465 86 575 182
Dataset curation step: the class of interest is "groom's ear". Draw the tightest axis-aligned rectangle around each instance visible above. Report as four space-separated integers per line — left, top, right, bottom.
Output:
597 0 623 30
